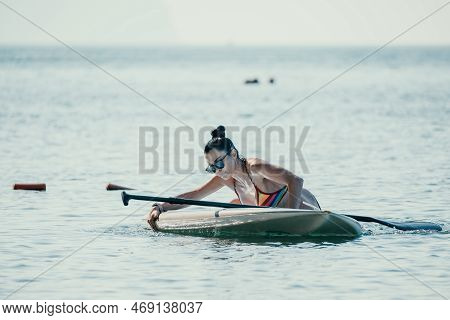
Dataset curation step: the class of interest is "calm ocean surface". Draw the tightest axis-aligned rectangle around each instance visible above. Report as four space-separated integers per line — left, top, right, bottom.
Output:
0 46 449 299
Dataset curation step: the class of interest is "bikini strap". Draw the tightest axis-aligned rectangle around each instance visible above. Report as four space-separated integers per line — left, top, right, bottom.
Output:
242 158 252 182
233 179 242 204
242 158 258 190
232 158 255 205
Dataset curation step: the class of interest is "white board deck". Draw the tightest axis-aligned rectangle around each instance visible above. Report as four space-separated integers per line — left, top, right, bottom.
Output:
156 208 363 237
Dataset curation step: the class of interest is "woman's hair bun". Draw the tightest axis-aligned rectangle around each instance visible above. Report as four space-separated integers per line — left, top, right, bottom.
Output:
211 125 226 138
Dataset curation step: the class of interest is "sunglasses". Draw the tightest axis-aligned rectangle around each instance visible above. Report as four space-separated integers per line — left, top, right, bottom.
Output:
205 153 229 173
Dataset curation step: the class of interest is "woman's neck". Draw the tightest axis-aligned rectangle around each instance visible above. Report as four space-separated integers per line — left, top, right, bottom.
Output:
231 158 249 182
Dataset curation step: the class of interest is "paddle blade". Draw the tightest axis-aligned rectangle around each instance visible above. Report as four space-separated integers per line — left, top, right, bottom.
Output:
345 214 442 232
389 221 442 232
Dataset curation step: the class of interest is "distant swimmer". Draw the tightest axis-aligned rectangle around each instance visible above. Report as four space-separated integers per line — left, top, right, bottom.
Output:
244 78 259 84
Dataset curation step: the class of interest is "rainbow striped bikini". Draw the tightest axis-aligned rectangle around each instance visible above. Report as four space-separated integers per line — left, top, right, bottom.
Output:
233 179 288 207
233 161 288 207
253 184 288 207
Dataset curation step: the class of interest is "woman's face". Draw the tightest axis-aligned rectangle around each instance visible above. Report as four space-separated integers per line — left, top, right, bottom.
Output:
205 149 236 179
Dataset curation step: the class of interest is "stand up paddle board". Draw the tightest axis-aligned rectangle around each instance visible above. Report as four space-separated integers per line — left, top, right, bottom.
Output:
155 207 363 237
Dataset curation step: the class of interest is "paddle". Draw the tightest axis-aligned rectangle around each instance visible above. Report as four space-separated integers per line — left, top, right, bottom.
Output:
121 191 442 232
342 214 441 231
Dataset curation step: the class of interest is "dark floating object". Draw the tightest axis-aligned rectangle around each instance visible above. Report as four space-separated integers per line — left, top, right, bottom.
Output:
106 183 133 191
13 183 46 191
269 77 275 84
244 78 259 85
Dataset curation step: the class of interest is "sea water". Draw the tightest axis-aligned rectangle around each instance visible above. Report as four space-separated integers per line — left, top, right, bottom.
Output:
0 46 449 299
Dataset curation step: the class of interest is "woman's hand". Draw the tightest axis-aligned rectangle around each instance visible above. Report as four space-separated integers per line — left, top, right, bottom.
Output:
147 207 161 231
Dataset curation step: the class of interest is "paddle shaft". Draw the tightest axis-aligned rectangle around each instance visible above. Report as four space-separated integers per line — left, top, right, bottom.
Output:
121 192 442 231
122 191 261 209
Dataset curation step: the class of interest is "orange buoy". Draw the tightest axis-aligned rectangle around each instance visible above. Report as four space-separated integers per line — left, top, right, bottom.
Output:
106 183 133 191
13 183 46 191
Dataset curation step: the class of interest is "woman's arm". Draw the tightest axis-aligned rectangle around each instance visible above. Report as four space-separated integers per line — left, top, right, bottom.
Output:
158 175 225 212
250 161 304 209
147 175 226 228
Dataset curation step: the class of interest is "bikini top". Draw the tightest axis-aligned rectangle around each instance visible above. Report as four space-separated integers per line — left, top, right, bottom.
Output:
233 159 288 207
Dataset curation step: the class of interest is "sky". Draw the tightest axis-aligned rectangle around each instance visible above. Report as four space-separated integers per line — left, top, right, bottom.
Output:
0 0 449 46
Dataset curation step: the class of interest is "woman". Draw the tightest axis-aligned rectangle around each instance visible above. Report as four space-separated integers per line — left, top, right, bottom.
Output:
147 125 321 229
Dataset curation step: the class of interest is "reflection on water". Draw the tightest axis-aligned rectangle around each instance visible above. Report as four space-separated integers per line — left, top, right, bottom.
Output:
206 235 356 247
157 228 358 246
